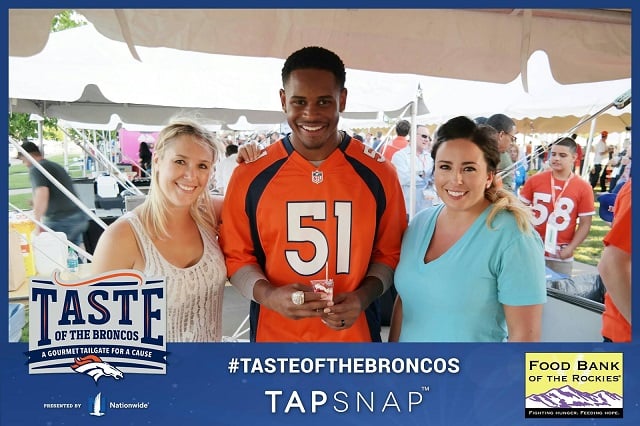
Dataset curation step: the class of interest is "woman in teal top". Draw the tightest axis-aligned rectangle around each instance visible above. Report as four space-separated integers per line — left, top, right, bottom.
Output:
389 116 546 342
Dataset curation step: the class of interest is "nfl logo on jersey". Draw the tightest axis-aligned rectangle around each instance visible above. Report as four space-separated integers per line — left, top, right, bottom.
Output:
311 170 323 184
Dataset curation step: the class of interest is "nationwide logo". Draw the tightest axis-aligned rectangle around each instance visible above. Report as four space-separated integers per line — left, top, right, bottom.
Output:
89 392 106 416
525 353 623 418
26 270 167 376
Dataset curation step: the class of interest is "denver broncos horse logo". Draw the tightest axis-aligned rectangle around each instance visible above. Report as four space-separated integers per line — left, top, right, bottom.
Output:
70 354 124 383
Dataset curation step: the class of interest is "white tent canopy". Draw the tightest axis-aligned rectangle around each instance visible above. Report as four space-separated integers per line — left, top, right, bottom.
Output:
9 23 630 133
9 9 631 87
10 23 430 127
417 51 631 133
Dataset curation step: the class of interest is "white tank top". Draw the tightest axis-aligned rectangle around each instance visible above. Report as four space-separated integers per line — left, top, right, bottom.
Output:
124 212 226 342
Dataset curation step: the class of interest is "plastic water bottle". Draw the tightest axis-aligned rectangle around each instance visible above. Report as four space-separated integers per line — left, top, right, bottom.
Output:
67 247 79 273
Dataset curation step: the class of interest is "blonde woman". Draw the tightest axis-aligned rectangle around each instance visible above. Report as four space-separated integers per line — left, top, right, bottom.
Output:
92 118 226 342
389 116 546 342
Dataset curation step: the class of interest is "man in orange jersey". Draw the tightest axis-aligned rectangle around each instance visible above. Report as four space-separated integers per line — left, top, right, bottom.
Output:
220 46 407 342
520 137 594 276
599 179 631 342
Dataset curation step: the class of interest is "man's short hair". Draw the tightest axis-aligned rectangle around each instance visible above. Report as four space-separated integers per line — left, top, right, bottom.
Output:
281 46 346 89
395 120 411 137
486 113 515 133
17 141 41 158
554 137 577 154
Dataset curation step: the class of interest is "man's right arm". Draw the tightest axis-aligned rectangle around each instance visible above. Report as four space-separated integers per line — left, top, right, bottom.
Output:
32 186 49 224
228 264 265 301
598 245 631 323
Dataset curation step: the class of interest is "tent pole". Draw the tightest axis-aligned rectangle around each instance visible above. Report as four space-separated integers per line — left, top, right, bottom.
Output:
377 104 412 154
581 119 598 180
408 98 418 221
37 119 44 153
60 126 144 196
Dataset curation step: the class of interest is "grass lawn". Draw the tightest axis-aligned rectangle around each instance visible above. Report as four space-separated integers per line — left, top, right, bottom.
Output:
8 172 31 190
8 193 33 211
9 154 86 210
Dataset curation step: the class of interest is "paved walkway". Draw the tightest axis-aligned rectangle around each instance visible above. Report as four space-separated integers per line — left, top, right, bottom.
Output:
9 188 32 195
571 261 598 277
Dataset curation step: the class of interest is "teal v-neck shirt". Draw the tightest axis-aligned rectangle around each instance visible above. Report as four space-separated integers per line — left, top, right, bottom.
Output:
394 204 547 342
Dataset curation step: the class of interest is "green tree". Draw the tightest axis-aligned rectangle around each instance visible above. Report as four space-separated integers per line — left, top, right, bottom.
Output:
51 10 87 32
8 113 59 142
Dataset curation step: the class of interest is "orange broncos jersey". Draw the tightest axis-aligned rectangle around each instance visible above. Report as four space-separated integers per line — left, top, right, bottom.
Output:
519 170 595 258
220 134 407 342
601 180 631 342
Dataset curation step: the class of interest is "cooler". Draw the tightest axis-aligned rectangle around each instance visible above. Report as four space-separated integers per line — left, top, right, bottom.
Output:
32 231 68 276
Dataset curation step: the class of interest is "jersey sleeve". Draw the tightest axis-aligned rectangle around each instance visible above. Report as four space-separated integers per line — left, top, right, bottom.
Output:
219 163 259 277
29 167 48 188
603 180 631 253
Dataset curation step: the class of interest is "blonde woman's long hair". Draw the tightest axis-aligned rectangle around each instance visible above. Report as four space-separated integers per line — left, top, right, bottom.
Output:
137 117 222 240
432 116 533 233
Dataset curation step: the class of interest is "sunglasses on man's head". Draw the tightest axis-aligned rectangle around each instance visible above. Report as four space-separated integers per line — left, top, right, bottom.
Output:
420 134 432 141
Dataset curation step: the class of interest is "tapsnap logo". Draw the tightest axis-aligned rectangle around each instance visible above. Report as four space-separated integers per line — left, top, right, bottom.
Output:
525 353 623 418
26 270 167 376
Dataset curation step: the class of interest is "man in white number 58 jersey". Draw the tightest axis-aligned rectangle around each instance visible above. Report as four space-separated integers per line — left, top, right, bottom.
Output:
519 137 594 276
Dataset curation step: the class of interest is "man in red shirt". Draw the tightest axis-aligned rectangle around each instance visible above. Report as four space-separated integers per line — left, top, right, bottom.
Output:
381 119 410 162
519 137 595 276
599 179 631 342
220 46 407 342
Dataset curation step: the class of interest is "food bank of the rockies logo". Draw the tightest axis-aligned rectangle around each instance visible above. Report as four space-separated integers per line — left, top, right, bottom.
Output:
26 270 167 378
525 353 623 419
